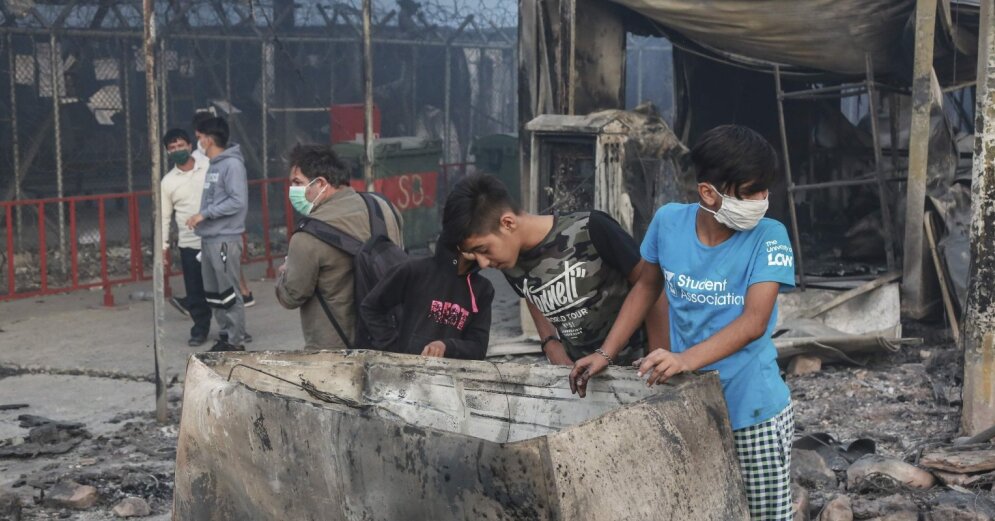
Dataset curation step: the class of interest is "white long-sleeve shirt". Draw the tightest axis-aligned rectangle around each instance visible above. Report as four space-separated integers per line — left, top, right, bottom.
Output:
161 157 209 250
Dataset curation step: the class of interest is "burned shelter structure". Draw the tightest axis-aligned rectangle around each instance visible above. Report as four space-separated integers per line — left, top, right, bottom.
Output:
519 0 984 319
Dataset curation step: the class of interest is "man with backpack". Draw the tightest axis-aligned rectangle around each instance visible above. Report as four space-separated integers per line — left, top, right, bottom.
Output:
275 144 404 350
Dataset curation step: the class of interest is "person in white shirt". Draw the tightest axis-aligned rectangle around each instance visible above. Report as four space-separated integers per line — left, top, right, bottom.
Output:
162 128 212 346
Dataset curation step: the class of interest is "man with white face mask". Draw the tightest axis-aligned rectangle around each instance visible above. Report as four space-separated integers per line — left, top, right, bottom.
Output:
275 144 402 350
570 125 797 521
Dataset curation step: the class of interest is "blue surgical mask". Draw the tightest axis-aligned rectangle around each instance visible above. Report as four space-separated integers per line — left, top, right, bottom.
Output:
289 178 325 215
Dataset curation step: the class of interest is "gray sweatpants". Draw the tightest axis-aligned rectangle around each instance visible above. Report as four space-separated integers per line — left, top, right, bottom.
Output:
200 239 246 345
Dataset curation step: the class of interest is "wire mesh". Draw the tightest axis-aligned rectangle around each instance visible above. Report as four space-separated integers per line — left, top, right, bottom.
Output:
0 0 673 300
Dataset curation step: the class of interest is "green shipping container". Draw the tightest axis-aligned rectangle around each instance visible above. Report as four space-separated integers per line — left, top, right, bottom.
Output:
333 137 443 250
471 134 520 203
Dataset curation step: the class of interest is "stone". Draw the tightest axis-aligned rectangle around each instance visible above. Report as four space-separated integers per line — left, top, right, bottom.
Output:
792 483 810 521
846 455 935 492
113 497 151 518
871 512 919 521
44 481 98 510
0 490 22 521
852 494 918 518
121 472 157 494
793 449 838 489
817 495 852 521
927 490 995 520
920 448 995 474
788 355 823 376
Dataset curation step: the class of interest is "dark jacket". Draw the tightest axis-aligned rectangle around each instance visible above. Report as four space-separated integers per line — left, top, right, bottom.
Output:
360 248 494 359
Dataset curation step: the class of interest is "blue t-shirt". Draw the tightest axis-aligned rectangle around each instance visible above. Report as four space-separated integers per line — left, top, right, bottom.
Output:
641 203 795 430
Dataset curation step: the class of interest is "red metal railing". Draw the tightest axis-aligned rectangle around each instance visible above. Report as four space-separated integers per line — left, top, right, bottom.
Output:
0 178 292 304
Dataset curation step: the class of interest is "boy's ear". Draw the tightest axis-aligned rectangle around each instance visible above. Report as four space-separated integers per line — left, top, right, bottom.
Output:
698 183 721 208
499 212 517 232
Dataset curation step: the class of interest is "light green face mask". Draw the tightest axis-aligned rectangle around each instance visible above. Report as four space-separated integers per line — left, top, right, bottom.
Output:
289 178 325 215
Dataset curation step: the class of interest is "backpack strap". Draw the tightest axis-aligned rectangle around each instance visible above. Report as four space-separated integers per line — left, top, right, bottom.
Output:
359 192 387 239
314 292 354 350
296 217 364 257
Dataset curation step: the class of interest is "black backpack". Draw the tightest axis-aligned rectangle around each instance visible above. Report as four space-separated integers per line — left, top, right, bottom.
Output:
295 192 407 349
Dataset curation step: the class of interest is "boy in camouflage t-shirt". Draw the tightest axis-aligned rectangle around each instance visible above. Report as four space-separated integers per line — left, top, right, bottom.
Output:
439 174 666 365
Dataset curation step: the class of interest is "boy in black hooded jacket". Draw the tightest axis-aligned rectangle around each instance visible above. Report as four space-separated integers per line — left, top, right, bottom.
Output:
360 247 494 359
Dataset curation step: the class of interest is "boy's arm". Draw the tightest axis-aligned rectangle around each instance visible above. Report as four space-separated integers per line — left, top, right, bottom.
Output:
359 264 409 350
637 281 779 385
627 260 670 352
570 262 663 396
160 178 174 250
441 283 494 360
274 234 321 309
527 301 573 366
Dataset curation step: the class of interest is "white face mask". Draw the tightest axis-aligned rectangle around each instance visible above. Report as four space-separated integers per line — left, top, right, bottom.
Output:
699 185 769 231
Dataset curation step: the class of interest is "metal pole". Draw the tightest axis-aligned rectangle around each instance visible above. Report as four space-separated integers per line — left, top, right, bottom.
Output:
144 0 168 424
636 47 643 105
225 40 232 128
8 34 22 245
411 46 418 133
902 0 938 318
123 46 134 193
773 65 806 290
49 33 67 276
159 38 168 141
444 44 451 164
261 41 270 180
888 94 901 170
362 0 375 190
962 0 995 436
865 54 897 270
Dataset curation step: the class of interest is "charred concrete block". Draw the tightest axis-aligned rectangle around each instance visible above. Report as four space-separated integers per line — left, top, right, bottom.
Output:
173 350 749 520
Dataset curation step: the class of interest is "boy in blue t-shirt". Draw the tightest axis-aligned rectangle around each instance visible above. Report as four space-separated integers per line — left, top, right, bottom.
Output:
570 125 796 520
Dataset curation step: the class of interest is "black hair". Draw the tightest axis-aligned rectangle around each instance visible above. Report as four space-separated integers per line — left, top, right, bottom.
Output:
440 173 521 250
191 110 214 130
691 125 777 198
287 144 351 187
162 128 191 148
195 116 230 148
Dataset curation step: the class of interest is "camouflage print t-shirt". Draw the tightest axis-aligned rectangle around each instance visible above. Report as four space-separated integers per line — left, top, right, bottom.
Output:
503 211 646 363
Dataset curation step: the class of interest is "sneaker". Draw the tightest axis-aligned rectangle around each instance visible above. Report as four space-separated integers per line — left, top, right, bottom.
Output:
243 293 256 308
188 335 207 347
218 332 252 343
168 297 190 317
208 340 245 352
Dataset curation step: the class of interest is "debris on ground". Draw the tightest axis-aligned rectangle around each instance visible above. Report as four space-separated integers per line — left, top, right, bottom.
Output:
0 416 90 458
0 402 179 519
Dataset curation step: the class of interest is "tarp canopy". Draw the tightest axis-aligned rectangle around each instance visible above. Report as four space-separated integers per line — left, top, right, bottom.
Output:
612 0 979 81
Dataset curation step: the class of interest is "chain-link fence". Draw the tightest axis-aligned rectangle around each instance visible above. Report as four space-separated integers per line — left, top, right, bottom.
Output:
0 0 520 299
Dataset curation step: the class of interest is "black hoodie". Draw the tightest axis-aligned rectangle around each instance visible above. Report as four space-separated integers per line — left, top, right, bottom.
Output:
360 248 494 359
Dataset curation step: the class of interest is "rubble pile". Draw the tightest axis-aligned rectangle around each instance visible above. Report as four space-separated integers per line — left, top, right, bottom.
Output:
788 323 995 520
0 392 181 519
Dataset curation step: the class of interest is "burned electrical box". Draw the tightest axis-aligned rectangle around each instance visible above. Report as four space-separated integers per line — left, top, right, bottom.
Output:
524 107 694 240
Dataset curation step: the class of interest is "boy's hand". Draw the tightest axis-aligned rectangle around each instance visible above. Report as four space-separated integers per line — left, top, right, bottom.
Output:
422 341 446 358
569 353 610 398
635 350 690 386
185 213 205 230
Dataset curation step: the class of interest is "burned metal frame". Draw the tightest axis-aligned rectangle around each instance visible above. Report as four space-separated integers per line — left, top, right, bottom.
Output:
773 57 909 290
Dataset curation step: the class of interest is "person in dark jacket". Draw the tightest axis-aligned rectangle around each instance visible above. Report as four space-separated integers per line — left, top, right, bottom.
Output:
361 247 494 359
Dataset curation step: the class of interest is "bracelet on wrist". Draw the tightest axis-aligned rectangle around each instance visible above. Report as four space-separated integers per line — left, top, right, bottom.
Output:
595 348 614 365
